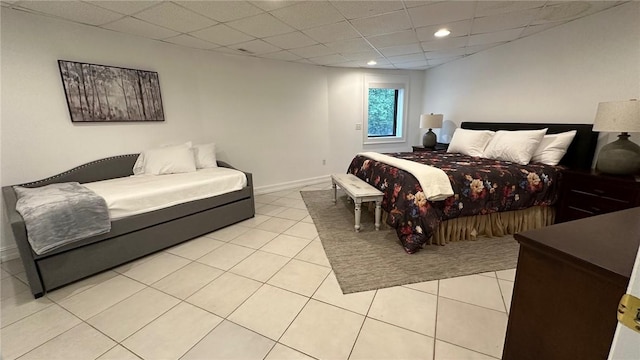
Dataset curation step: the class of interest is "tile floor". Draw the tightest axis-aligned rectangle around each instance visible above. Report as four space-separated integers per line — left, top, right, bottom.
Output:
0 181 515 360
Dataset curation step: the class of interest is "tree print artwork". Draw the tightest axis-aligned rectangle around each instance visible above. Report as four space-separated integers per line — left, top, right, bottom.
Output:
58 60 165 122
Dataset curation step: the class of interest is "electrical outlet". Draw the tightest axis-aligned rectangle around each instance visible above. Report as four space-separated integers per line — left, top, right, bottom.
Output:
355 123 362 130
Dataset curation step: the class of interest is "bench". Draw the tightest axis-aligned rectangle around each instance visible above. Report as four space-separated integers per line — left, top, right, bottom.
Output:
331 174 384 232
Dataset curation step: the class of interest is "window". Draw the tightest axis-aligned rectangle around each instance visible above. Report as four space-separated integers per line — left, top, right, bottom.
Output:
363 74 409 144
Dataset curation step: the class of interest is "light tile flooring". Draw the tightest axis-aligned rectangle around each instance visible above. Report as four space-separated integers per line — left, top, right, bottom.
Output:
1 182 516 360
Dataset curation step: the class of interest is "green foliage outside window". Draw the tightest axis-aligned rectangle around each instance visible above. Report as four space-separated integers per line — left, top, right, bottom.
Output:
368 88 398 137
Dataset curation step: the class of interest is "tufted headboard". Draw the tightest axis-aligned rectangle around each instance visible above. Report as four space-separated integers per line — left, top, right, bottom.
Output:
460 122 598 170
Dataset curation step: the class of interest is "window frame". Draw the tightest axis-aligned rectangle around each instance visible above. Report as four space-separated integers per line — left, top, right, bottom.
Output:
363 74 409 145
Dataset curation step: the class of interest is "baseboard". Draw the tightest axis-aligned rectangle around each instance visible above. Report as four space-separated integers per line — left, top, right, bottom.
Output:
254 175 331 195
1 245 20 262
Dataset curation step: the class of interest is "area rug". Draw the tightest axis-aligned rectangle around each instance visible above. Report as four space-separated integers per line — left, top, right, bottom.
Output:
301 189 519 294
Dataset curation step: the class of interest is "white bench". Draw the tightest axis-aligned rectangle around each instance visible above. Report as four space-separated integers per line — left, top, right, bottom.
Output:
331 174 384 232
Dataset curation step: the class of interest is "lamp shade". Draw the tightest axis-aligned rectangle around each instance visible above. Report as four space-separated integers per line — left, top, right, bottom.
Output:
420 113 443 129
593 99 640 133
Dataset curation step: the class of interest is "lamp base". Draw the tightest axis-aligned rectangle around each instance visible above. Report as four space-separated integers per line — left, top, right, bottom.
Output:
423 129 437 149
596 133 640 175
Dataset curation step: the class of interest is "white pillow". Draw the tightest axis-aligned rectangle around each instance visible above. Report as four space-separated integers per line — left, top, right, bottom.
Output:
483 129 548 165
447 128 495 157
531 130 577 166
193 143 218 169
132 154 145 175
142 143 196 175
132 141 193 175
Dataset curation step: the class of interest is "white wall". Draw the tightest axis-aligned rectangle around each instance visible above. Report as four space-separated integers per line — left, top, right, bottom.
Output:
422 2 640 144
0 8 424 257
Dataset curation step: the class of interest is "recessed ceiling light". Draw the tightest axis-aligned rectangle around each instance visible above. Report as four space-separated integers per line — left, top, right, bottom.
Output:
434 29 451 38
367 60 377 66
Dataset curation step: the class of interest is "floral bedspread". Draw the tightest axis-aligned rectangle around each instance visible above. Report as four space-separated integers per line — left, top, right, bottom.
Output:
347 151 563 253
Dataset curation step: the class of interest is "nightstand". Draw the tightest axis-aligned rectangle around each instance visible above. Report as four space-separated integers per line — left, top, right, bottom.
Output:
555 169 640 223
412 143 448 152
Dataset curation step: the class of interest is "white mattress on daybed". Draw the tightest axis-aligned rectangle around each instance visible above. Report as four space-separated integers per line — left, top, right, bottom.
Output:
84 167 247 220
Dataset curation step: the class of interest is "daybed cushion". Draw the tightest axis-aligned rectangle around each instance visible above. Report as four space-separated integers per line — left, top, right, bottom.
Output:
483 128 548 165
83 167 247 220
447 129 495 157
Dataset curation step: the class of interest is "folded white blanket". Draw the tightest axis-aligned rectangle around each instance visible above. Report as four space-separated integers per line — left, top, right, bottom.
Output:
358 152 454 201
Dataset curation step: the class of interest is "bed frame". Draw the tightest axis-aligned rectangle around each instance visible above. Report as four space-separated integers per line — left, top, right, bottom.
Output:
460 122 598 170
2 154 255 298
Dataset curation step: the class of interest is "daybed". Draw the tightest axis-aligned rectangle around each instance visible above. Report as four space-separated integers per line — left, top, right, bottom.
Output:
349 122 598 253
2 154 255 298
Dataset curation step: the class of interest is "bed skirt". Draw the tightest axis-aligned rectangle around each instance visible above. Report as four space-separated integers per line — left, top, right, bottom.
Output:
430 206 555 246
376 205 555 247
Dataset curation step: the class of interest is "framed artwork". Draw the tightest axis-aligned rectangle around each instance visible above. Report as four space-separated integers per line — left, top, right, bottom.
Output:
58 60 165 122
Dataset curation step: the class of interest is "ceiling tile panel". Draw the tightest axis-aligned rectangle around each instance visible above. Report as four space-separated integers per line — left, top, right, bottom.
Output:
379 43 423 57
408 1 476 28
134 2 216 32
303 21 361 43
101 17 180 39
263 31 318 49
18 1 123 25
425 47 468 59
260 50 302 61
163 34 219 49
428 56 464 66
90 1 160 16
190 24 254 46
472 8 541 34
532 1 618 24
350 10 411 37
366 30 418 48
271 1 344 30
467 27 524 46
325 38 374 53
386 53 427 64
400 60 429 69
520 22 560 37
227 13 294 37
341 50 383 61
464 42 505 55
177 1 264 22
288 44 337 58
475 1 545 17
421 36 468 52
329 0 404 19
309 54 350 65
250 0 297 12
415 19 472 42
234 39 281 54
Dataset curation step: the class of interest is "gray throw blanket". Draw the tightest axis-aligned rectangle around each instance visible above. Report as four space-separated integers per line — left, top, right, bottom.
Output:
14 182 111 255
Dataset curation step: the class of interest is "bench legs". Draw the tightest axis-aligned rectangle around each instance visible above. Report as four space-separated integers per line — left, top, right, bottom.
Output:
354 200 362 232
332 181 337 203
375 200 381 231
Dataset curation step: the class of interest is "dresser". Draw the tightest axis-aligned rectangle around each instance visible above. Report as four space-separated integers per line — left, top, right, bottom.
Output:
555 169 640 223
503 207 640 360
412 143 448 152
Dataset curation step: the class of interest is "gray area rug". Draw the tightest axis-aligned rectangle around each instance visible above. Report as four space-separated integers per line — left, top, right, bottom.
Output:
301 189 519 294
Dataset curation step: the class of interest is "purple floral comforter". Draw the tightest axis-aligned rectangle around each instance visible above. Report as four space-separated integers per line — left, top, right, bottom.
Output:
347 151 563 253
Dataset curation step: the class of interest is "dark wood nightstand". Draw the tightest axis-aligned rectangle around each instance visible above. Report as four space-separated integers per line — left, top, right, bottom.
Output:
555 169 640 223
412 143 448 152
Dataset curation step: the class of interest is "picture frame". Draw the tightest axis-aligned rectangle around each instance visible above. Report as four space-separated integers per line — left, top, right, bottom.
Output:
58 60 165 122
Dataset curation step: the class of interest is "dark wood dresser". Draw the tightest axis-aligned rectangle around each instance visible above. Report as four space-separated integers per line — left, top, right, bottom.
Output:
503 207 640 360
556 169 640 223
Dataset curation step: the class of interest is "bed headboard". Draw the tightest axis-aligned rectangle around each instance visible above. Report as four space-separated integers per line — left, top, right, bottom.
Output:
460 122 598 170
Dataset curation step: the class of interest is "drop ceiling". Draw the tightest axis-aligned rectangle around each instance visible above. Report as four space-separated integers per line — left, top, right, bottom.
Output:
0 1 625 70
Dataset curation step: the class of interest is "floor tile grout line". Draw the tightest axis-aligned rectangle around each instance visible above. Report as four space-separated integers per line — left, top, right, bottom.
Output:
432 280 440 360
436 338 502 360
437 293 509 315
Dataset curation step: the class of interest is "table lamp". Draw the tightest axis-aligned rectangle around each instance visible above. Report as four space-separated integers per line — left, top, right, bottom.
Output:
593 99 640 175
420 113 443 148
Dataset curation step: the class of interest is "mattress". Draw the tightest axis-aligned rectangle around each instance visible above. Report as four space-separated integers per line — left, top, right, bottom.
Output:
84 167 247 220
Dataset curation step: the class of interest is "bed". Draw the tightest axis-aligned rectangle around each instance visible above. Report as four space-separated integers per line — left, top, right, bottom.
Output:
348 122 598 253
2 154 255 298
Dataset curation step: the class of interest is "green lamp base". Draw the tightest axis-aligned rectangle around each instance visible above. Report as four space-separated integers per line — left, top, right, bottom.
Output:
596 133 640 175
